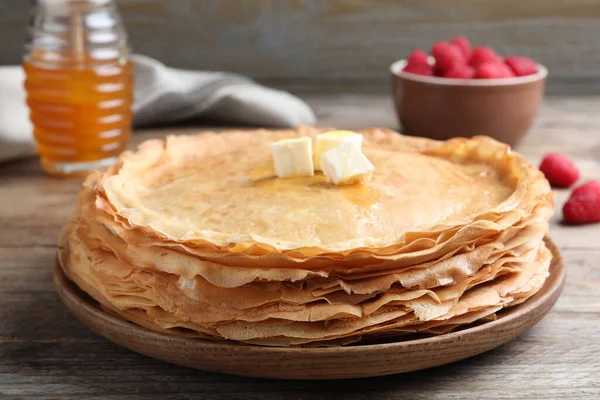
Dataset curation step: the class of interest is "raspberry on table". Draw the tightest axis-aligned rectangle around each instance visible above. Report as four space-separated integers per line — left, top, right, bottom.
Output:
474 62 515 79
431 41 466 74
563 181 600 224
505 55 538 76
407 49 430 67
444 65 475 79
450 36 471 58
469 46 502 68
539 153 580 188
403 62 434 76
571 180 600 198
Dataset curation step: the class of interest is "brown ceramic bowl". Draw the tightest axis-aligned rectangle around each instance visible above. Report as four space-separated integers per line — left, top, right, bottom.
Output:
390 59 548 146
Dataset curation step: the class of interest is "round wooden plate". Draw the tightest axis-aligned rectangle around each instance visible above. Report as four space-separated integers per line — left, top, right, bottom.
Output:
54 237 565 380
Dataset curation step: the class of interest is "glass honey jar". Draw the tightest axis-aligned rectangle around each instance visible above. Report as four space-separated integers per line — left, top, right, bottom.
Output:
23 0 133 176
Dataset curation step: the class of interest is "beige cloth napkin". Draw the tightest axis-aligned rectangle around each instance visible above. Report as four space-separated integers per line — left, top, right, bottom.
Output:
0 54 316 163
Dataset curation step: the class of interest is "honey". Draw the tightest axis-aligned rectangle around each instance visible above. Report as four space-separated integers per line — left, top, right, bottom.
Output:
248 165 381 208
24 58 133 175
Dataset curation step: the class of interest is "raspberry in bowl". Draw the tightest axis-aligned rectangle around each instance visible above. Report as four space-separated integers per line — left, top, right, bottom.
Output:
390 37 548 146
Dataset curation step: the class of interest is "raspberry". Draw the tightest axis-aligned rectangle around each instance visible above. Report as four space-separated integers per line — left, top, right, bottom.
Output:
444 65 475 79
407 49 429 67
474 62 515 79
571 180 600 199
403 62 434 76
431 41 466 75
539 153 580 188
450 36 471 58
431 41 449 59
563 181 600 224
505 55 538 76
469 46 502 67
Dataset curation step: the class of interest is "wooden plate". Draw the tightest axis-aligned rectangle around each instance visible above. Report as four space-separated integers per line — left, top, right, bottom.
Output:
54 237 565 380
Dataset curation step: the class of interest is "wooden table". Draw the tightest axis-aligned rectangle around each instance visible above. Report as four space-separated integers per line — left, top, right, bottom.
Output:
1 90 599 399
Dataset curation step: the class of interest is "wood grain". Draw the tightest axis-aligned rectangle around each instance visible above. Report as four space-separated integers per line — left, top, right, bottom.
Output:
0 90 599 397
2 0 600 81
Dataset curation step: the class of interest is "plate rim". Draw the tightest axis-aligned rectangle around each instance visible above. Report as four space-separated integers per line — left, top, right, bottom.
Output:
54 238 566 353
54 237 565 354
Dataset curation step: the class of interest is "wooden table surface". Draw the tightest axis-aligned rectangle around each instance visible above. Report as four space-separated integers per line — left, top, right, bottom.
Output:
1 90 599 399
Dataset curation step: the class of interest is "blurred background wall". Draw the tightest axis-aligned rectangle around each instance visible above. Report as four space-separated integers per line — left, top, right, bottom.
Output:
2 0 600 85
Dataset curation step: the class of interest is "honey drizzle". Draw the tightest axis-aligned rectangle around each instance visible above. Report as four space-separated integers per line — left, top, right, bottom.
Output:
246 165 381 208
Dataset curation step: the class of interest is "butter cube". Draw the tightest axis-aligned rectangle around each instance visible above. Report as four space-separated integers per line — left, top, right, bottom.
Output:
321 142 374 185
271 137 314 178
314 130 363 171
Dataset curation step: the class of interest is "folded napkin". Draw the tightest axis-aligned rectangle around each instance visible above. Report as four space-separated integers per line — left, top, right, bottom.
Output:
0 54 316 163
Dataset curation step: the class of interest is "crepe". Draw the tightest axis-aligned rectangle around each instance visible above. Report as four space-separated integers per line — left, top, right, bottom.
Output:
59 127 554 346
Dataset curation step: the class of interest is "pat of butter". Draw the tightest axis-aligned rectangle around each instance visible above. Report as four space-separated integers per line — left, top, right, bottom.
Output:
314 130 363 171
271 137 314 178
321 142 374 185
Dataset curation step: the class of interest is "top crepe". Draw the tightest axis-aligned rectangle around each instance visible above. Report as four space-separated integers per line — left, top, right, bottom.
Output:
95 127 550 254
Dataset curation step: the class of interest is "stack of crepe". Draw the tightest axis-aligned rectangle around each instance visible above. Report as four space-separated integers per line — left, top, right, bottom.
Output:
59 127 554 346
